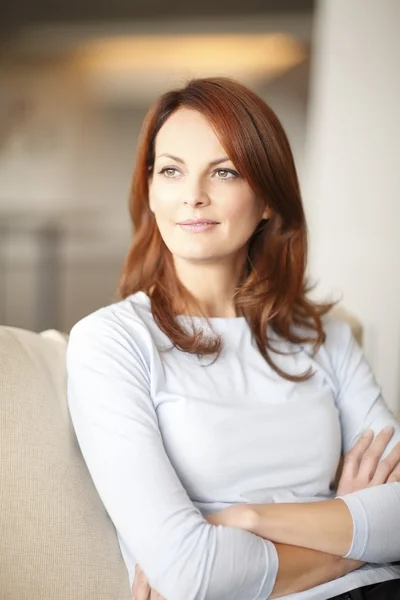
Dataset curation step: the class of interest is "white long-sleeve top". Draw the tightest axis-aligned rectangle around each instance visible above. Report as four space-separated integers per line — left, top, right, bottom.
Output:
66 291 400 599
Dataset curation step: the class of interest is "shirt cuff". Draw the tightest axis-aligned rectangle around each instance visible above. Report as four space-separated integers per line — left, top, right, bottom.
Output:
255 540 279 600
336 494 368 560
337 483 400 563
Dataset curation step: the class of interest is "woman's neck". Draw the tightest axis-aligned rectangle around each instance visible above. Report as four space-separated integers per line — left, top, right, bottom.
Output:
172 256 245 318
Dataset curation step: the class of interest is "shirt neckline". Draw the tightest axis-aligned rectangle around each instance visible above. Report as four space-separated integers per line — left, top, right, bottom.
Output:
133 291 248 327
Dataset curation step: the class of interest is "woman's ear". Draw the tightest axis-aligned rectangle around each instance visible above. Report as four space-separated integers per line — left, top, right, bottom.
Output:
262 205 272 220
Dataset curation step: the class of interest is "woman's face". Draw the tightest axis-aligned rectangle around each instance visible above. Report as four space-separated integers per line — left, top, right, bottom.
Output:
148 108 269 265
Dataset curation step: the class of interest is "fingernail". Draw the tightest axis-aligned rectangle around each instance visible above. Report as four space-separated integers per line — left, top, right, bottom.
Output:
363 429 374 436
383 426 394 434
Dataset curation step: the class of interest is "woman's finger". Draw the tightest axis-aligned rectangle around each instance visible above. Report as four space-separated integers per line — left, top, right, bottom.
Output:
132 564 151 600
388 458 400 483
370 440 400 485
387 441 400 482
358 427 394 482
336 430 374 494
343 429 374 476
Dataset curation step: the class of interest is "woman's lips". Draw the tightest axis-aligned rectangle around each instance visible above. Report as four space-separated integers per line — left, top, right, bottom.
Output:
178 222 219 232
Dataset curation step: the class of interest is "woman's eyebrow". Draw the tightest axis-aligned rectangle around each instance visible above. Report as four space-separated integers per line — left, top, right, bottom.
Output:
156 153 231 167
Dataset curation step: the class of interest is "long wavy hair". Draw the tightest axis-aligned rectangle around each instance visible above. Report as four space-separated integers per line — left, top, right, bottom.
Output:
119 77 334 381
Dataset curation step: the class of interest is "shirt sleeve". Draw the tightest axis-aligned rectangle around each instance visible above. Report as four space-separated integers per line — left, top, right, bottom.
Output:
66 311 278 600
326 319 400 563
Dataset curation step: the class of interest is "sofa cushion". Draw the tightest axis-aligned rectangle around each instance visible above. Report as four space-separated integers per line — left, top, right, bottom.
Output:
0 326 131 600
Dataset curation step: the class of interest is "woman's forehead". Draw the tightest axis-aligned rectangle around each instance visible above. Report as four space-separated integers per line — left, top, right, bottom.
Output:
155 108 226 158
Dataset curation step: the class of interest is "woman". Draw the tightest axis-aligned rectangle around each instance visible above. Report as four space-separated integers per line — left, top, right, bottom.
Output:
67 77 400 600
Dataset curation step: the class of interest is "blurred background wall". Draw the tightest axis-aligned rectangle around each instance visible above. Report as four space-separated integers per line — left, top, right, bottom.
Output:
305 0 400 415
0 0 399 413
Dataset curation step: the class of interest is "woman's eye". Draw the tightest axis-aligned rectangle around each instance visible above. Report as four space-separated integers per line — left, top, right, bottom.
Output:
215 169 237 179
160 167 179 178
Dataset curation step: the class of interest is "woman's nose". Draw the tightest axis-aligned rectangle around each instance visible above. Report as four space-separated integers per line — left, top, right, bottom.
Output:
183 179 210 208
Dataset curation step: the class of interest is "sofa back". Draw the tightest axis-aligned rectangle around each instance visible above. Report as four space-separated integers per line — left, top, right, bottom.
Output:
0 326 131 600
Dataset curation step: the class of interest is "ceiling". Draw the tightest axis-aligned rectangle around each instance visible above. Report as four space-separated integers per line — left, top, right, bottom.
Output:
1 0 314 29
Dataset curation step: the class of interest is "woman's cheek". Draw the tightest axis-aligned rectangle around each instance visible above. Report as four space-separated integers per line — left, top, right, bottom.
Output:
223 202 251 225
154 188 180 215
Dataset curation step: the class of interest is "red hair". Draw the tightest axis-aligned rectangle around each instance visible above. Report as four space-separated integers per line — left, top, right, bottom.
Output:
119 77 333 381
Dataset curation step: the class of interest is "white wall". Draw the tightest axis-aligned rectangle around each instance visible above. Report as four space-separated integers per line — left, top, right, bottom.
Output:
304 0 400 412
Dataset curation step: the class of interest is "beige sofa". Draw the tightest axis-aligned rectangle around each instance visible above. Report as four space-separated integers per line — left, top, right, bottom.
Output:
0 327 132 600
0 308 363 600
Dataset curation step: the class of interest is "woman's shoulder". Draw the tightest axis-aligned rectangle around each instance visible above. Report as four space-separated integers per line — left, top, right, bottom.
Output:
292 312 354 356
318 312 359 375
68 292 154 358
322 313 354 347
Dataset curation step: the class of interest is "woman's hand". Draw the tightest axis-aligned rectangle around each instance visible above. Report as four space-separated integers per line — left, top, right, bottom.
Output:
337 426 400 495
206 504 254 529
132 564 165 600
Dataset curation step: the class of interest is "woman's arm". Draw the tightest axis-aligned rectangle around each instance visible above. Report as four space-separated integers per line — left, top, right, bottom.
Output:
269 543 364 599
67 312 278 600
216 480 400 565
237 498 354 557
325 318 400 563
208 427 400 559
133 544 363 600
249 320 400 564
209 320 400 565
207 500 353 556
325 319 400 455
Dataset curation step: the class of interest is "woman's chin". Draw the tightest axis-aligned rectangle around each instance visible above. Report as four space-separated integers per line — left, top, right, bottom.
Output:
173 250 224 264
